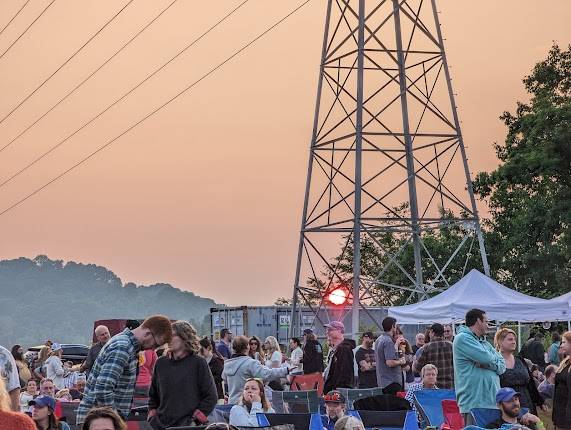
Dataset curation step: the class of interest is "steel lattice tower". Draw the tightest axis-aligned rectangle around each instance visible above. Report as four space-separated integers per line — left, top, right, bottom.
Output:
290 0 490 338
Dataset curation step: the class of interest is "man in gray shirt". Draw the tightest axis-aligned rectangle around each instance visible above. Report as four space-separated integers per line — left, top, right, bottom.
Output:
375 317 406 394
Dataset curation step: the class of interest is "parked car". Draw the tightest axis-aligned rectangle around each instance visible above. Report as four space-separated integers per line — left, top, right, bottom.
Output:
25 344 89 365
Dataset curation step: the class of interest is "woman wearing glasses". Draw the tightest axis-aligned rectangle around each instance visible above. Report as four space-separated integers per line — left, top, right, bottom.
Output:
248 337 265 364
229 378 274 427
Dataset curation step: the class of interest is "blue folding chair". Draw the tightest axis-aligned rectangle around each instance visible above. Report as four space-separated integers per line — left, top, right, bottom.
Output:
257 412 323 430
470 407 529 428
412 389 456 427
350 410 419 430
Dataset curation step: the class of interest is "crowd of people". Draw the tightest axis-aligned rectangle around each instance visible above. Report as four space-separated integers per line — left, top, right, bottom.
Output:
1 309 570 430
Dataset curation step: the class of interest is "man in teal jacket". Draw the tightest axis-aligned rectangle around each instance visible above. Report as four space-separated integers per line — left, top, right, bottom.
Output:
453 309 506 423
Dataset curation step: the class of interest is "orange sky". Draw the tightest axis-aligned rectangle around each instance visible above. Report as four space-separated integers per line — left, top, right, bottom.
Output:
0 0 569 306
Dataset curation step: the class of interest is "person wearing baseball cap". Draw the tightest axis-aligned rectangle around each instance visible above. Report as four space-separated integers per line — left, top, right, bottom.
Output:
323 321 355 393
486 387 543 430
29 395 71 430
45 343 65 391
355 331 377 388
321 390 349 430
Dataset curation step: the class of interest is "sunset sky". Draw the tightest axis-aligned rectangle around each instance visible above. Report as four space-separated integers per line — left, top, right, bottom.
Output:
0 0 569 306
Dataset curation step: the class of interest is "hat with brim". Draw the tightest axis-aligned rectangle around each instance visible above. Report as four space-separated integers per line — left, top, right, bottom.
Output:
29 395 56 410
496 387 520 403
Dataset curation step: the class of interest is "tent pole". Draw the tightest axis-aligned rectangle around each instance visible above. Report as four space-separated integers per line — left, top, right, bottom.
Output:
568 320 570 331
517 322 522 352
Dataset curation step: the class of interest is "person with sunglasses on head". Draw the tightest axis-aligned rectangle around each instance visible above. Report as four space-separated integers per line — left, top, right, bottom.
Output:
76 315 172 426
229 378 274 427
321 390 348 430
148 321 217 429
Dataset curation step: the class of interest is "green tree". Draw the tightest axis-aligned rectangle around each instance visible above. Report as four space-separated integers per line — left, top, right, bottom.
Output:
474 44 571 297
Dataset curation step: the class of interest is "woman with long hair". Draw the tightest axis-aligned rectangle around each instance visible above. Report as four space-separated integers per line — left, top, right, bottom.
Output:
229 378 274 427
248 336 265 364
30 395 70 430
263 336 284 391
12 344 32 386
34 346 51 380
495 328 545 415
553 331 571 429
199 336 225 403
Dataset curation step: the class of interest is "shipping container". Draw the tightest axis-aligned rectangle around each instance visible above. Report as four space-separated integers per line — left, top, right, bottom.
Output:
210 306 424 345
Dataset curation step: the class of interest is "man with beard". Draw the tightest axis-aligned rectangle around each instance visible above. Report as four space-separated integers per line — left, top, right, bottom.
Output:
323 321 355 393
354 332 376 388
486 388 544 430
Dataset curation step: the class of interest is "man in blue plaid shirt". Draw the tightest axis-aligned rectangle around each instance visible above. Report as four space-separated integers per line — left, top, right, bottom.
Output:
76 315 172 425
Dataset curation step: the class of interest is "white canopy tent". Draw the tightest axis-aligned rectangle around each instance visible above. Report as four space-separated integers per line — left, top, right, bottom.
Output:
388 269 571 324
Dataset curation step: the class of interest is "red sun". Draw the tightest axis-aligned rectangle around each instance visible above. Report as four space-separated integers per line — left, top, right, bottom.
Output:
328 288 348 305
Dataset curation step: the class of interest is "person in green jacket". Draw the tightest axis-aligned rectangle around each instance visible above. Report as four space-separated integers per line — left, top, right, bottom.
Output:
453 309 506 424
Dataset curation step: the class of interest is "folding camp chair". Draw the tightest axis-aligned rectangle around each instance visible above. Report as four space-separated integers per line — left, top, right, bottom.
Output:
412 389 456 427
470 407 529 428
441 399 464 430
258 412 323 430
352 410 419 430
271 389 320 413
290 373 324 396
353 394 412 412
336 387 385 409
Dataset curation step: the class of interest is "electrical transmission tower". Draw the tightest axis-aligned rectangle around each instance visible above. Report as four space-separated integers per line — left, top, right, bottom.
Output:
290 0 490 338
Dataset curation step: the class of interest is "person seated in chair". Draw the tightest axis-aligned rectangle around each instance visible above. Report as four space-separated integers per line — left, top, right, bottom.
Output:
229 378 274 427
322 390 347 430
405 363 439 413
486 388 544 430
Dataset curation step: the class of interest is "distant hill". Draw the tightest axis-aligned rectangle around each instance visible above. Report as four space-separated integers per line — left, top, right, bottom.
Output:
0 255 219 347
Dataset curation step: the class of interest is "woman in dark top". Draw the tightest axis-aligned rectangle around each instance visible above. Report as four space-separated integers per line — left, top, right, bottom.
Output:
554 331 571 429
199 337 225 402
495 328 545 415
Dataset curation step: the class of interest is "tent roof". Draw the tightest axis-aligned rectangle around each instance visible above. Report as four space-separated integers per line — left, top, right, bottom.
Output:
388 269 571 324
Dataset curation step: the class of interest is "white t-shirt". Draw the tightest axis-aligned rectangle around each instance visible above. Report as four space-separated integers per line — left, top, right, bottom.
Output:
0 345 20 392
289 347 303 372
265 351 282 368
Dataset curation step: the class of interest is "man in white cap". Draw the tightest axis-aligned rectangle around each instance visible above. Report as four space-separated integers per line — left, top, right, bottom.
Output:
323 321 355 393
45 343 65 390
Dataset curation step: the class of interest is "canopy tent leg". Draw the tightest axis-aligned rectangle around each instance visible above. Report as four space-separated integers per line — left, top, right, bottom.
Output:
518 322 522 352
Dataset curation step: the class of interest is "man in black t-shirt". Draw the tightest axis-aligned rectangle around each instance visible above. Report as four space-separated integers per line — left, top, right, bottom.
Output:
355 331 377 388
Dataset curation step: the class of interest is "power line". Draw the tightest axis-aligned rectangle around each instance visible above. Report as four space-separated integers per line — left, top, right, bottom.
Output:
0 0 250 189
0 0 31 39
0 0 56 61
0 0 179 155
0 0 312 218
0 0 135 126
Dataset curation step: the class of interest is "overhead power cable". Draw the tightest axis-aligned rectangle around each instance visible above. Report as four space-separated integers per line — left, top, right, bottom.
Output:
0 0 312 218
0 0 56 61
0 0 179 155
0 0 31 39
0 0 135 126
0 0 250 189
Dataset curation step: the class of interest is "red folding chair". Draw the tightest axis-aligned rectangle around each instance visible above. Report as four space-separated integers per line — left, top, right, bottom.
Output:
289 373 325 396
441 399 464 430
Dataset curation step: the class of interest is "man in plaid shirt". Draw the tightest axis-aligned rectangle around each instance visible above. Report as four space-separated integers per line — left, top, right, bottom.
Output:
414 323 454 389
76 315 172 425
